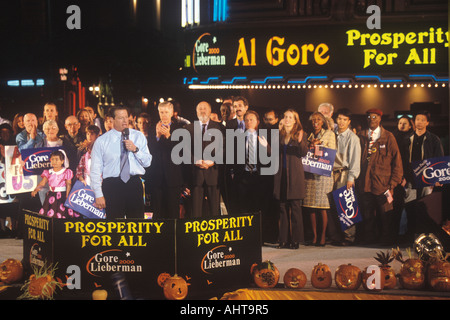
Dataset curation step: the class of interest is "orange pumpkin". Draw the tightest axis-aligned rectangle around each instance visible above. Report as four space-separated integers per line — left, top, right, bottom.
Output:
251 261 279 288
374 250 396 289
27 275 57 299
335 264 361 290
163 275 188 300
362 266 385 291
0 259 23 284
311 263 332 289
427 259 450 292
283 268 307 289
157 272 171 288
399 258 425 290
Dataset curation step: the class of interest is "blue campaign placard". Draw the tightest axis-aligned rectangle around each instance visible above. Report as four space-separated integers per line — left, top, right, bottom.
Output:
412 156 450 188
65 180 106 219
20 147 61 176
332 185 362 231
302 146 336 177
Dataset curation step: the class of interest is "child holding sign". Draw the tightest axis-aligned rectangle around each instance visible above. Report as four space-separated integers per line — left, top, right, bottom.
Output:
31 150 79 218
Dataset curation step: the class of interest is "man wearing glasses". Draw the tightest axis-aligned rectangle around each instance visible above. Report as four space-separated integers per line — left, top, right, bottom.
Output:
356 108 403 246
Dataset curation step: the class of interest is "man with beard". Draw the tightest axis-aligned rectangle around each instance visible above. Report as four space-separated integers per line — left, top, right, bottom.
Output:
185 101 224 218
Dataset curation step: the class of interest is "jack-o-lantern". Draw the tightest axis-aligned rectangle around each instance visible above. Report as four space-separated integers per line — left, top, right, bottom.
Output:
399 258 426 290
362 266 385 291
157 272 171 288
427 258 450 292
0 259 23 284
283 268 307 289
26 275 57 299
374 251 396 289
251 261 279 288
163 275 188 300
311 263 332 289
335 264 361 290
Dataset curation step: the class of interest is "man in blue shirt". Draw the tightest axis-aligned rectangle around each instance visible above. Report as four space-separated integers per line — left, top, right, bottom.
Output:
16 113 45 152
90 106 151 219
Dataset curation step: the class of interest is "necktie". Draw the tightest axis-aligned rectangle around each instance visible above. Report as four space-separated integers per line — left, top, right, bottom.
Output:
202 123 207 135
120 137 131 183
367 130 375 160
246 134 256 171
238 121 244 131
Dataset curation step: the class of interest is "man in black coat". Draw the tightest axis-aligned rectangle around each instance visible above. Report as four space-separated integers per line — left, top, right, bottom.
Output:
147 101 185 219
185 101 224 218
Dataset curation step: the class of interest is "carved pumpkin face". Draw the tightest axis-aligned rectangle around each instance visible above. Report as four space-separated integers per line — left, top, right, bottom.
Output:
163 275 188 300
251 261 279 288
381 266 397 289
399 258 425 290
283 268 307 289
362 266 385 291
427 260 450 292
157 272 171 288
28 275 57 299
311 263 332 289
335 264 362 290
0 259 23 284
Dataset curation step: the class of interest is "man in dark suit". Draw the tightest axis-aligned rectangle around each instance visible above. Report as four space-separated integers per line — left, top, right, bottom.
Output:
234 110 270 214
185 101 224 218
224 96 249 215
147 101 185 219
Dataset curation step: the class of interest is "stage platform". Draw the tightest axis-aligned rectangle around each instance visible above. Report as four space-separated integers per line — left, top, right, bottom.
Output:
1 238 449 300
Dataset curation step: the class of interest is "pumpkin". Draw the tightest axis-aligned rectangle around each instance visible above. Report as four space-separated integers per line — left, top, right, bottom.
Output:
0 259 23 284
251 261 279 288
157 272 171 288
283 268 307 289
92 288 108 300
163 275 188 300
399 258 426 290
362 266 385 291
27 274 57 299
427 258 450 292
311 263 332 289
335 264 362 290
374 251 396 289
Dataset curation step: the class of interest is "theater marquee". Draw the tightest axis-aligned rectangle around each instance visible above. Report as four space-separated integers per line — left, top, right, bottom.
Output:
183 22 448 83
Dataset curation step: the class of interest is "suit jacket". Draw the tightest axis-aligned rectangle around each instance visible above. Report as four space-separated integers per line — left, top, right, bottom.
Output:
185 120 225 186
357 126 403 195
273 136 309 200
147 121 184 187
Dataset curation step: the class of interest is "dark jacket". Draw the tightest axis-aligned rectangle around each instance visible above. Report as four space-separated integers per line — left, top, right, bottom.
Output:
273 135 309 200
357 126 403 195
404 130 444 185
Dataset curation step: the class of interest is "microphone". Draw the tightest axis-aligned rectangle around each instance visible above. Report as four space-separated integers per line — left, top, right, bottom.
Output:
122 128 129 150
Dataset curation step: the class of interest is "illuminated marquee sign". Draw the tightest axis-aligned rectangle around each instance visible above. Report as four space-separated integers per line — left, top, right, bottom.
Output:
184 22 448 78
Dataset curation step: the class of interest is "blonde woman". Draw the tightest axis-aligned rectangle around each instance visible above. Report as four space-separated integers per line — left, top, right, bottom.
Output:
273 109 308 249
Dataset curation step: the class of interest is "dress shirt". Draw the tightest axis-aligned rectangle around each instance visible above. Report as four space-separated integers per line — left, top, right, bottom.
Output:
368 126 381 143
334 128 361 183
90 128 152 198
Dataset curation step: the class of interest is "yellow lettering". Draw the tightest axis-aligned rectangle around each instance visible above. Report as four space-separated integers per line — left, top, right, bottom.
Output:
286 44 299 65
346 29 360 46
405 48 422 64
314 43 330 65
235 37 256 66
266 36 285 66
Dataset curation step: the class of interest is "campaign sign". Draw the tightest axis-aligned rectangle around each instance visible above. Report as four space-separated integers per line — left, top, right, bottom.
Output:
65 180 106 219
302 146 336 177
412 156 450 188
0 162 15 204
177 214 262 299
20 147 61 176
332 186 362 231
4 145 38 194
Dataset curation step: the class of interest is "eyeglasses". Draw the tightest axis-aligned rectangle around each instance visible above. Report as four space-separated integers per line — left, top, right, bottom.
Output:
367 115 379 119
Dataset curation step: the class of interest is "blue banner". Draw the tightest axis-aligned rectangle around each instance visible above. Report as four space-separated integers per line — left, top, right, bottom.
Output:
332 186 362 231
20 147 62 176
302 146 336 177
65 180 106 219
412 156 450 188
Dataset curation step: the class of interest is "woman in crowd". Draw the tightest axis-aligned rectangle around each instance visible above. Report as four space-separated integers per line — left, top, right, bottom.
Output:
76 108 94 136
303 112 336 246
273 109 308 249
12 113 25 137
42 120 63 148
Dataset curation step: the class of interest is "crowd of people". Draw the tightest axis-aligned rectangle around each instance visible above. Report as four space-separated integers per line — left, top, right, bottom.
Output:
0 97 447 250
